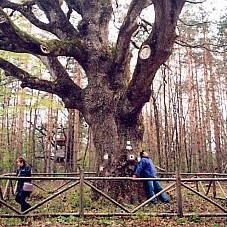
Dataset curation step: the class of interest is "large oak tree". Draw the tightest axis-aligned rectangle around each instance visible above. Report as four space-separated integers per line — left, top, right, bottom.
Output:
0 0 185 184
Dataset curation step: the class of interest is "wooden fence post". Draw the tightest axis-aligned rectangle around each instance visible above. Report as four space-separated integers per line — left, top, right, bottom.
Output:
3 180 11 200
173 102 183 217
212 173 217 198
0 186 3 207
79 169 84 219
195 175 199 192
176 171 183 217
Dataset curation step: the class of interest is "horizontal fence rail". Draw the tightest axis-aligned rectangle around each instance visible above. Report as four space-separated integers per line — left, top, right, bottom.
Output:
0 172 226 218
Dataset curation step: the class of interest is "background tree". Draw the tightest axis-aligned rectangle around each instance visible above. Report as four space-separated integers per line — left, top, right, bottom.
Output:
143 2 227 173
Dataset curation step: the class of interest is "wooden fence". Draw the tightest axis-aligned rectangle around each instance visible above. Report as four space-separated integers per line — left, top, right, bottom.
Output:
0 171 226 219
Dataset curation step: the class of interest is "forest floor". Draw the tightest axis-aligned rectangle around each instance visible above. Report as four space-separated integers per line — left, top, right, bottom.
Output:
0 180 227 226
0 215 226 226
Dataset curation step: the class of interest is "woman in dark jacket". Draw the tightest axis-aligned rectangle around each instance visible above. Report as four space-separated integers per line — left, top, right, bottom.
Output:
15 156 31 212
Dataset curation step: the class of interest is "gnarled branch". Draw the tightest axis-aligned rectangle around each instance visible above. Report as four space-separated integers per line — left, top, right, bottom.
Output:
34 0 78 39
65 0 82 15
0 8 87 65
0 57 84 111
120 0 186 119
1 0 78 39
1 0 53 32
110 0 152 85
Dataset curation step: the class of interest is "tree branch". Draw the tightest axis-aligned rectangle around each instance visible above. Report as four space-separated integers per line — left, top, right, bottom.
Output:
0 8 50 54
120 0 186 119
64 0 82 15
0 57 84 111
110 0 152 84
175 39 227 53
1 0 52 32
178 18 209 27
0 8 88 65
185 0 206 3
33 0 78 39
1 0 78 39
37 55 84 110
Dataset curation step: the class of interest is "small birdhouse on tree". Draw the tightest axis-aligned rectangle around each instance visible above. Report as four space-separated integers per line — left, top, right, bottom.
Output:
56 147 65 163
56 129 66 146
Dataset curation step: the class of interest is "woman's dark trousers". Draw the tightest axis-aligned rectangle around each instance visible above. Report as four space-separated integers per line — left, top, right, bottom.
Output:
15 191 31 212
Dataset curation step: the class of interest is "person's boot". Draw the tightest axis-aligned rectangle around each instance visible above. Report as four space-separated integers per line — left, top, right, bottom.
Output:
21 203 31 212
150 198 158 205
24 203 31 211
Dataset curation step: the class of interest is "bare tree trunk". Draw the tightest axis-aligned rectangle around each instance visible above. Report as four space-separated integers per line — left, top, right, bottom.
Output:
167 74 175 172
151 88 162 167
87 128 94 171
222 51 227 169
194 65 206 171
203 51 213 173
44 93 53 173
31 108 38 168
4 97 12 172
90 112 144 203
193 64 203 172
0 96 8 173
73 109 80 172
149 101 157 160
208 53 222 172
143 104 152 153
0 114 4 173
73 65 82 172
10 96 18 171
26 99 32 163
65 109 74 172
187 48 197 172
163 67 170 171
16 88 25 156
176 46 187 172
52 109 58 173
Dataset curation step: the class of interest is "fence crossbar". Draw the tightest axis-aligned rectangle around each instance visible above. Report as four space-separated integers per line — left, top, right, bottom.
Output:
216 181 227 199
0 198 21 214
84 180 131 213
22 180 80 214
131 182 176 213
50 180 73 193
198 181 206 194
181 182 227 213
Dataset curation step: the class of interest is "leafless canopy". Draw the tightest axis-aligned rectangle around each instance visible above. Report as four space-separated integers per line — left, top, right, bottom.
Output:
0 0 186 120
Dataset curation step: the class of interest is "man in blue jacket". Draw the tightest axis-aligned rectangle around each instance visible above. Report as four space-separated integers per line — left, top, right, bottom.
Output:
133 150 169 204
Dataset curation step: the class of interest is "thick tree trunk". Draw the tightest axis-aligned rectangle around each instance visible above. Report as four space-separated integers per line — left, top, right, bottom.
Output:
92 115 143 170
44 93 53 173
87 105 145 202
151 91 162 168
